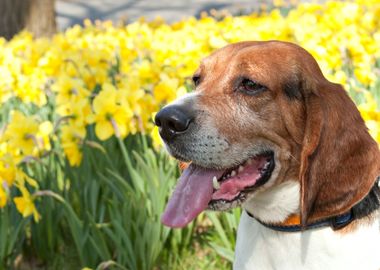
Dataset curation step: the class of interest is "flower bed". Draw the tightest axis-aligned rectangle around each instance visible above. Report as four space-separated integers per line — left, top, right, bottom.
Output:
0 0 379 268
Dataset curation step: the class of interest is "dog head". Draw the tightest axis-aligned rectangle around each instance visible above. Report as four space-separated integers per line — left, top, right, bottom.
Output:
155 41 380 228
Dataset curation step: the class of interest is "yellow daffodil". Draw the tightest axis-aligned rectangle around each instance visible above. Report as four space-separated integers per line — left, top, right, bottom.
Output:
52 75 90 106
13 186 40 222
60 124 85 166
0 154 16 186
90 83 133 140
153 74 179 104
354 66 376 86
3 111 52 161
4 111 40 160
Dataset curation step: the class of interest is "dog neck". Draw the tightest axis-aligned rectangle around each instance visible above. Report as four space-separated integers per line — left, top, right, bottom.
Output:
234 210 380 270
243 180 300 224
243 179 380 231
236 180 380 270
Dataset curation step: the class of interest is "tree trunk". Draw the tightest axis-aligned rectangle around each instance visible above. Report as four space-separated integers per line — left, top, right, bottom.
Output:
0 0 56 40
25 0 57 38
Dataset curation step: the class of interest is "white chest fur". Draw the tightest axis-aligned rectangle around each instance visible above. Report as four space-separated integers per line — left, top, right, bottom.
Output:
234 181 380 270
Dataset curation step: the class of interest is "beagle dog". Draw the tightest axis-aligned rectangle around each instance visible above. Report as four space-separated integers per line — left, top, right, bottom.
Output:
155 41 380 270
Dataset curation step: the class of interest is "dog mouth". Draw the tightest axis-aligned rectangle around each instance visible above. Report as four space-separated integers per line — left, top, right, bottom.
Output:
161 151 275 228
208 152 275 209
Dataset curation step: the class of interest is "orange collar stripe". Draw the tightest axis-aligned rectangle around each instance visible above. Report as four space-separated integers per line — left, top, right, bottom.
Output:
281 214 301 226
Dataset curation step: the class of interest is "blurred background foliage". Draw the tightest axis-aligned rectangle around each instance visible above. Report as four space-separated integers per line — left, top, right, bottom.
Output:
0 0 380 269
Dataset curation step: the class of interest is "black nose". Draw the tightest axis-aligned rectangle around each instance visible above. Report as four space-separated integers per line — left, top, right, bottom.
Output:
155 105 193 141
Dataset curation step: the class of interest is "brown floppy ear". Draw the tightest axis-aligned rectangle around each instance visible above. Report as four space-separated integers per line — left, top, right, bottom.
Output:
299 82 380 225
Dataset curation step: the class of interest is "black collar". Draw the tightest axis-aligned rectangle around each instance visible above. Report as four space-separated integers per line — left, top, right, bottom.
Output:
246 179 380 232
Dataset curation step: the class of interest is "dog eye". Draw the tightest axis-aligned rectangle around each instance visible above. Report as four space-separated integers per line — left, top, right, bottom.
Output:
238 78 266 95
192 75 201 86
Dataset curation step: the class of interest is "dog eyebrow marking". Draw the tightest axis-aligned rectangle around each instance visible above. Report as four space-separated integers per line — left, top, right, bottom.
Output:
283 77 303 100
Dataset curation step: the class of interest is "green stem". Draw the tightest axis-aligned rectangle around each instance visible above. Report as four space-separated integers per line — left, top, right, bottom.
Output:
34 190 85 265
140 133 148 151
117 137 133 171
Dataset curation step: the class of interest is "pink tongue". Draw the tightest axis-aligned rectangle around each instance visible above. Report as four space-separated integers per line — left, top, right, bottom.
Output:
161 164 224 228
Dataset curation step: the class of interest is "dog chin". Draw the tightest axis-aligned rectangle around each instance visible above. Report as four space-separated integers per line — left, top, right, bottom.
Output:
164 144 191 163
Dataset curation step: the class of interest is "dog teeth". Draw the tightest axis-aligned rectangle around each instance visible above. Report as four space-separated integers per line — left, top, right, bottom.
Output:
231 170 236 177
238 165 244 172
213 176 220 190
246 159 252 165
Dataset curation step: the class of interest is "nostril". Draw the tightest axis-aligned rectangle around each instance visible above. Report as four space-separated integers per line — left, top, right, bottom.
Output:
167 116 190 133
167 120 176 131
